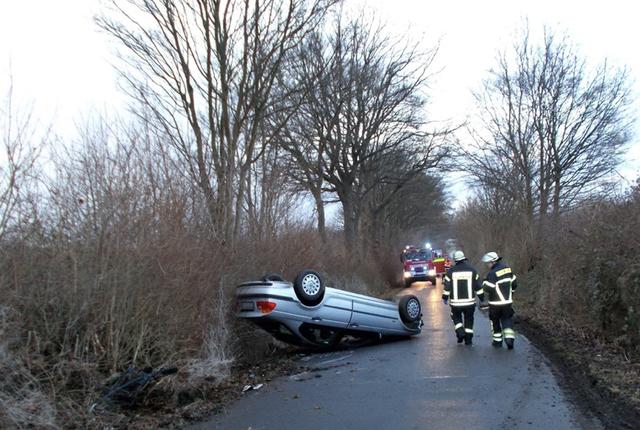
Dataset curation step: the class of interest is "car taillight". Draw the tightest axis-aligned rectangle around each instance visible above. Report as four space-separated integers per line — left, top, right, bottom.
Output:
256 301 277 314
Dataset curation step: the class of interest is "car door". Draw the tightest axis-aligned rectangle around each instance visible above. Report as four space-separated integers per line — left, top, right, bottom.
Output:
349 296 399 332
306 289 353 328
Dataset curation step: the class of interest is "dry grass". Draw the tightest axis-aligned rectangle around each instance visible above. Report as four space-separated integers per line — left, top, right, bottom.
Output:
0 112 395 428
0 306 58 429
0 219 385 428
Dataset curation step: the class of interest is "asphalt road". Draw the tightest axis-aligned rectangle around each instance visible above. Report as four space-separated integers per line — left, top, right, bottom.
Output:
192 281 602 430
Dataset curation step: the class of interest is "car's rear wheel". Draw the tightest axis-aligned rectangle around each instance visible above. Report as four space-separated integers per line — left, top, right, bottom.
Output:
399 295 421 324
293 269 325 306
262 273 285 282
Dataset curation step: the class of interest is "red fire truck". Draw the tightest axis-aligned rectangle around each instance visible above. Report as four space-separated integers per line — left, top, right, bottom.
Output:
401 246 437 287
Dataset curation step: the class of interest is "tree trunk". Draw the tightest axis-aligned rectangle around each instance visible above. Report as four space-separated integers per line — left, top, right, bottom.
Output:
233 164 250 241
552 177 561 217
339 187 358 254
310 186 327 243
216 177 234 246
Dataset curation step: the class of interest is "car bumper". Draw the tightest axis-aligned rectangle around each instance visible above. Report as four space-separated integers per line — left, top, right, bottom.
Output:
406 273 436 280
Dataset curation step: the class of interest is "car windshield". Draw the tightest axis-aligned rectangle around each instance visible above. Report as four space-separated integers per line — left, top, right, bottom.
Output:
406 250 429 261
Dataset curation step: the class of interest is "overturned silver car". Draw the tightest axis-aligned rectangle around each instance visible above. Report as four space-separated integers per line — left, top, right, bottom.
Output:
236 269 423 348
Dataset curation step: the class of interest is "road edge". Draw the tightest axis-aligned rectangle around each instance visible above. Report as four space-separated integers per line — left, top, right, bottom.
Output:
516 315 638 430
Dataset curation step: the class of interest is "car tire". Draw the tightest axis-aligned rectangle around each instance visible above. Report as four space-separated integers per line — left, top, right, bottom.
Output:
426 276 436 285
293 269 325 306
262 273 285 282
399 295 421 324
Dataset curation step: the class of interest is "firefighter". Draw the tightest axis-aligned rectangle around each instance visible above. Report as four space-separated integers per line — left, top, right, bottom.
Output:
442 251 484 345
481 251 519 349
431 252 446 277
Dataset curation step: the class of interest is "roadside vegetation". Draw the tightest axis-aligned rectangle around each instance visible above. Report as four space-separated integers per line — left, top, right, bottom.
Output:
454 26 640 423
0 1 451 428
1 1 638 428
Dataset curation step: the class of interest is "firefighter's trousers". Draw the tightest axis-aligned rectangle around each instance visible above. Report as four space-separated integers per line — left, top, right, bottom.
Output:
450 304 475 340
489 304 515 345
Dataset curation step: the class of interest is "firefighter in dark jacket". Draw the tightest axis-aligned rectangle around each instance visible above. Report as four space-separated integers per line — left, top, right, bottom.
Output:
481 252 519 349
442 251 484 345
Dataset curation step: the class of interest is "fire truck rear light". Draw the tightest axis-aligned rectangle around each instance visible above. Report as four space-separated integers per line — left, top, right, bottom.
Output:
256 301 277 314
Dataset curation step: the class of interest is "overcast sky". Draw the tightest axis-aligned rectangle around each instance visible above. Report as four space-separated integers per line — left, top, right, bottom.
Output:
1 0 639 187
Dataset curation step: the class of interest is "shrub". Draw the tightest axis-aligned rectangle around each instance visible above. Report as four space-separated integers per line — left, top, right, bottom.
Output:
455 182 640 355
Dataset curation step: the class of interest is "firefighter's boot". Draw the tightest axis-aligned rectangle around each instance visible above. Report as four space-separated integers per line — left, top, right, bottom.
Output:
492 332 503 347
456 327 465 343
464 334 473 345
503 328 515 350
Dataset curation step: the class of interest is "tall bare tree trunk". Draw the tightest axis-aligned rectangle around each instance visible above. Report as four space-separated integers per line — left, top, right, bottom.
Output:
339 187 359 254
310 187 327 243
552 177 561 217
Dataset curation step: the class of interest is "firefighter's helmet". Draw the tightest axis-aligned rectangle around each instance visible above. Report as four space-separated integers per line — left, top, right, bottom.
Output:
453 250 466 262
481 252 500 263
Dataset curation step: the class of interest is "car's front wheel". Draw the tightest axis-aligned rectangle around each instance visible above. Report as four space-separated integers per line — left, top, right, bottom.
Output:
399 295 421 324
293 269 325 306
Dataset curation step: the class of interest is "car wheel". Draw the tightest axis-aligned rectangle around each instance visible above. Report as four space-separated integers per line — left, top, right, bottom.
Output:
262 273 285 282
399 295 421 324
293 269 325 306
427 276 436 285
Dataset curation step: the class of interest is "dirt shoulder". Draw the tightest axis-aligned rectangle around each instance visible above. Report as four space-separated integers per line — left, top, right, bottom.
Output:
516 312 640 430
87 350 300 429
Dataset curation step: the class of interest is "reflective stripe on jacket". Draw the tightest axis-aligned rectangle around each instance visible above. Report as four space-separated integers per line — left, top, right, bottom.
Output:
483 260 519 305
443 260 484 306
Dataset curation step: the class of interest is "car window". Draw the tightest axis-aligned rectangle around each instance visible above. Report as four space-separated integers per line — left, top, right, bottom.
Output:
405 250 428 260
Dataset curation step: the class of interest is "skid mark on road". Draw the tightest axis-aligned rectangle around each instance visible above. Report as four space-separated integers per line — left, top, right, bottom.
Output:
289 351 355 381
315 352 353 367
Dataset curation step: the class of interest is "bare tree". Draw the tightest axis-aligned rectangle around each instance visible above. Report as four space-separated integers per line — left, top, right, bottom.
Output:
530 32 633 214
277 14 451 252
0 82 44 242
274 96 331 242
278 136 330 241
466 27 634 221
363 172 448 251
97 0 337 245
243 143 300 241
